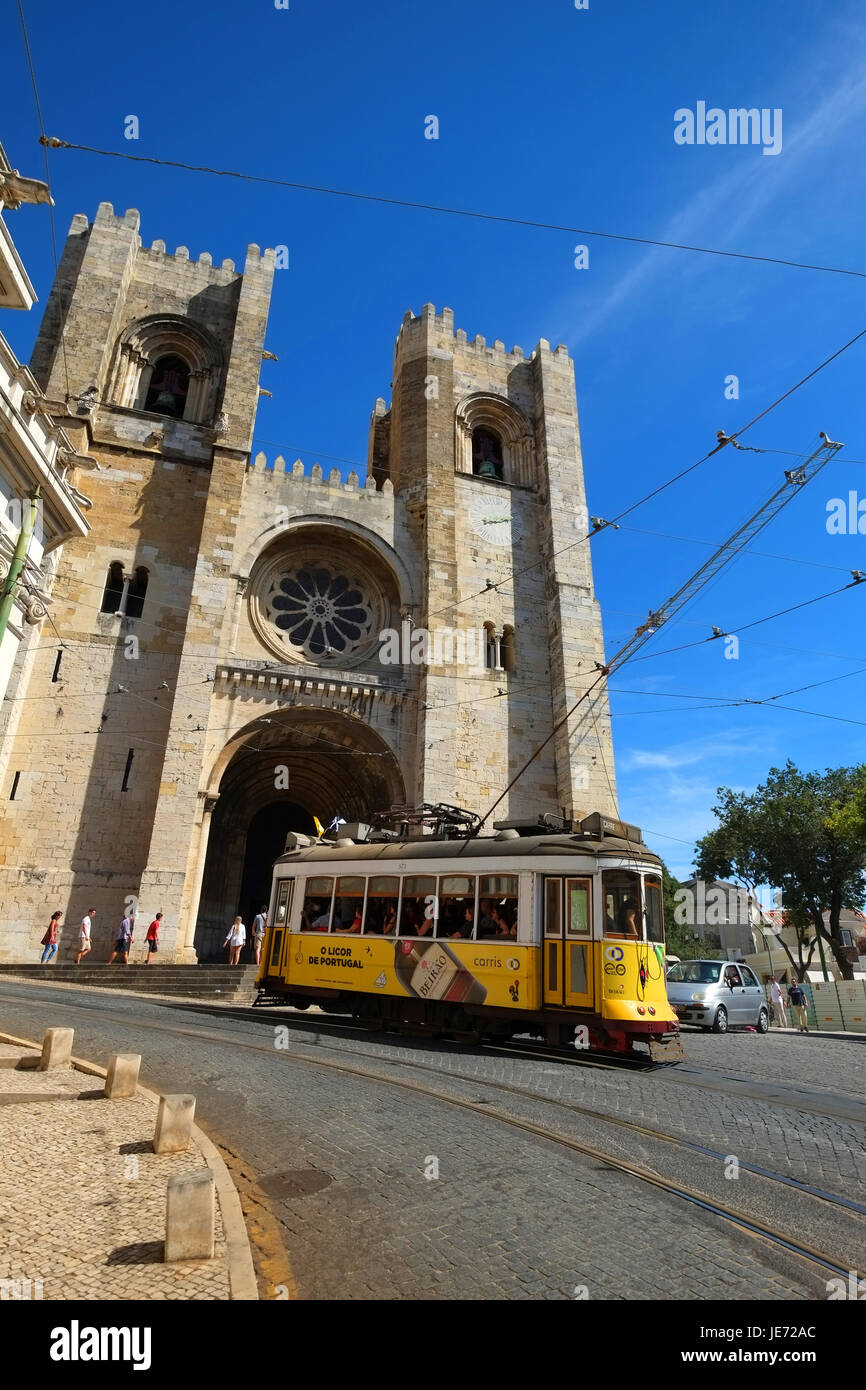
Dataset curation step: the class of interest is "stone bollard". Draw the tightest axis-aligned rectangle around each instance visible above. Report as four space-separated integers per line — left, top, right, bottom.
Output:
39 1027 74 1070
153 1093 196 1154
104 1053 141 1099
165 1169 215 1263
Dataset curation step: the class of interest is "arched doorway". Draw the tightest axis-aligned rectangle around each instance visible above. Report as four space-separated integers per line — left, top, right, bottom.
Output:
196 708 405 960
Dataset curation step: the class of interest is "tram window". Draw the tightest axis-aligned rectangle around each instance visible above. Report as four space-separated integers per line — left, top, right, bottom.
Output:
565 879 591 936
544 880 561 937
365 876 400 934
644 876 664 943
334 876 366 933
437 875 476 939
302 877 334 931
274 878 293 926
480 874 518 939
399 875 436 936
603 869 642 939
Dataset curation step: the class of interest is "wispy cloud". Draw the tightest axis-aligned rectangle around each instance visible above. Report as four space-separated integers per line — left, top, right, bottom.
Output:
618 728 774 774
569 23 866 345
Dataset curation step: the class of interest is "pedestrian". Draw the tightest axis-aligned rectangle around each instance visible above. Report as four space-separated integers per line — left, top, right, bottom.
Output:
75 907 96 965
251 904 268 966
767 975 786 1028
40 912 62 963
145 912 162 964
788 980 809 1032
224 916 246 965
108 911 135 965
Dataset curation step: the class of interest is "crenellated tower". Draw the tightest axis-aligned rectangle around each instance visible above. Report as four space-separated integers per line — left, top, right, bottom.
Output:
369 303 616 826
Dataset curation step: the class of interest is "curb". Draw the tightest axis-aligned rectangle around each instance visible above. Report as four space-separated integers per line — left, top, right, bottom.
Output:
0 1029 258 1301
0 973 257 1009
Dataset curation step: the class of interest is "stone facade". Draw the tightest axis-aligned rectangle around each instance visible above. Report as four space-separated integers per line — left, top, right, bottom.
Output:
0 205 616 963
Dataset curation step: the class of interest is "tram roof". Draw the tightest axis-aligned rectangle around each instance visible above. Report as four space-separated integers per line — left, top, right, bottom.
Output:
274 834 662 868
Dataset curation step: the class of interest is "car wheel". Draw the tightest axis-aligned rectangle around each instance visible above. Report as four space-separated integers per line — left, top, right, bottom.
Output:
712 1006 728 1034
756 1007 769 1034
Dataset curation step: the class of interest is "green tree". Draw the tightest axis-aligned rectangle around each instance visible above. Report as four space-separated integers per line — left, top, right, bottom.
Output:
695 762 866 981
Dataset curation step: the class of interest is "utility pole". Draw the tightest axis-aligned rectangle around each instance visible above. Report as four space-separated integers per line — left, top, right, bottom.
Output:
815 917 831 982
0 488 40 644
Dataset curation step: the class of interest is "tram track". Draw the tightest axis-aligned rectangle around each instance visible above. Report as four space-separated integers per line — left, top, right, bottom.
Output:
1 981 862 1288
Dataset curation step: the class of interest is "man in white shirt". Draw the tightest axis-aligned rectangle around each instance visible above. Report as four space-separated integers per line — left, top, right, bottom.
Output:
767 975 786 1028
252 905 268 965
75 908 96 965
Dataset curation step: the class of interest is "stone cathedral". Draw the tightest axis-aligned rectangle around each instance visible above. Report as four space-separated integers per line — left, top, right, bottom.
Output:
0 203 616 963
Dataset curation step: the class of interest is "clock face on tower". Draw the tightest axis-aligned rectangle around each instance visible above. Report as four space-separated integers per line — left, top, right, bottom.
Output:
470 495 519 546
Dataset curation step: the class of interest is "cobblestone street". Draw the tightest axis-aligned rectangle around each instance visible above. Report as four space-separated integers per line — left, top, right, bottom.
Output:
1 982 862 1301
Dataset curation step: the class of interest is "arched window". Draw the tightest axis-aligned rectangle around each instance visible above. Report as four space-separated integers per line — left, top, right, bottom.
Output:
144 354 190 418
482 623 516 672
99 563 148 619
100 562 125 614
501 624 516 673
457 394 535 486
483 621 498 670
472 428 504 481
109 316 224 425
125 567 149 621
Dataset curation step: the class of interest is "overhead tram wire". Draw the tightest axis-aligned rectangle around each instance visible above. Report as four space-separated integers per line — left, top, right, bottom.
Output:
35 488 855 636
11 592 863 734
462 433 847 839
12 542 858 705
425 326 866 624
29 132 866 628
17 3 72 400
39 136 866 282
625 574 865 667
19 557 861 719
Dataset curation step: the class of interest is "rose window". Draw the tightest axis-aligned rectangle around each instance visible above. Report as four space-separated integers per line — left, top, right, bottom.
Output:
263 565 376 659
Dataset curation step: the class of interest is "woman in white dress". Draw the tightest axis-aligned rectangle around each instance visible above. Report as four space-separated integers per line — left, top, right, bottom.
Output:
224 915 246 965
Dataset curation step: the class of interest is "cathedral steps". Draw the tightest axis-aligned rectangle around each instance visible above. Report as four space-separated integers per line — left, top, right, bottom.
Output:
0 964 261 1004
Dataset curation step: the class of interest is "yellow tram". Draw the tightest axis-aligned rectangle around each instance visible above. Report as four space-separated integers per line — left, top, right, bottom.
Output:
257 812 682 1061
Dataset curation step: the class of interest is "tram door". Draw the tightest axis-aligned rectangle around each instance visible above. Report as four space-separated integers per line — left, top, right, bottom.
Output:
543 877 594 1009
264 878 294 979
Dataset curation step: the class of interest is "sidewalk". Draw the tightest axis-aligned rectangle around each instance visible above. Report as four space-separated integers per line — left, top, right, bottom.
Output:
0 1034 257 1300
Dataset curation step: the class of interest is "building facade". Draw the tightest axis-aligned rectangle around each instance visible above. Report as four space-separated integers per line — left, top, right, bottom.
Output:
0 202 616 962
1 142 91 832
0 142 91 707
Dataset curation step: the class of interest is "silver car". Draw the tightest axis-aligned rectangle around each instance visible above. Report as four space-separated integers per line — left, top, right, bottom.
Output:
665 959 769 1034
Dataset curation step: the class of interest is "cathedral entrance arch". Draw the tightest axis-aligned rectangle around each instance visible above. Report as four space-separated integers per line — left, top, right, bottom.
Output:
195 708 405 960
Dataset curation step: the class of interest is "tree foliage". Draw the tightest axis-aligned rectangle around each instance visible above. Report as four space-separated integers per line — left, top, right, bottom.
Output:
695 762 866 980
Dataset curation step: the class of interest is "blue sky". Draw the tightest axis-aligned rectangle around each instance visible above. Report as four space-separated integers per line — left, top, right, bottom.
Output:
3 0 865 877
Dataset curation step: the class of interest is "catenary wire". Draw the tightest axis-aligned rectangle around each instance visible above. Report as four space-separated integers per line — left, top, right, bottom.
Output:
38 136 866 282
425 328 866 621
16 3 71 399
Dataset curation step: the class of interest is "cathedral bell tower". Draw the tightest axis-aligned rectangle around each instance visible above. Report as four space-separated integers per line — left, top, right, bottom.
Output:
368 303 617 824
0 202 274 961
